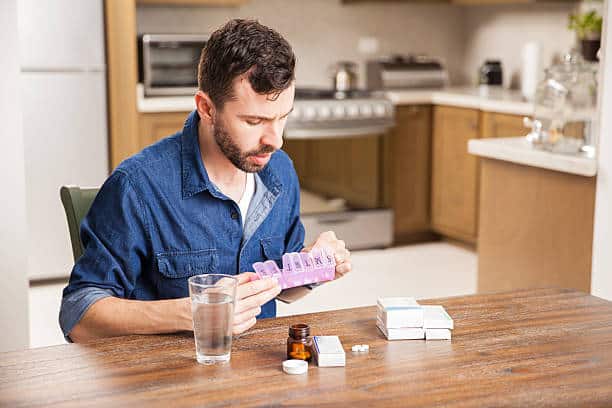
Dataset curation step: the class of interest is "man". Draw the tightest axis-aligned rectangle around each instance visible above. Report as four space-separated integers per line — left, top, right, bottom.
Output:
59 19 352 342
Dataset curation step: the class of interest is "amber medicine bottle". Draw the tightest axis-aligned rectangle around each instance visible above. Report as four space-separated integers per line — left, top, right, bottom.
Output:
287 324 312 361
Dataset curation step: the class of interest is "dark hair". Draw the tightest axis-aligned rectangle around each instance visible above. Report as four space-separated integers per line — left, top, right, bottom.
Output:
198 19 296 110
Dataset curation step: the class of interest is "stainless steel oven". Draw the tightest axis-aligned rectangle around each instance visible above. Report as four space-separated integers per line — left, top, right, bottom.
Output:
283 89 395 250
138 34 208 96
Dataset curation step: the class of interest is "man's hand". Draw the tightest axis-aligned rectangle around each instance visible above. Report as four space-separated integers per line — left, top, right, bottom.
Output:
231 272 281 335
303 231 352 280
179 271 281 335
180 272 280 335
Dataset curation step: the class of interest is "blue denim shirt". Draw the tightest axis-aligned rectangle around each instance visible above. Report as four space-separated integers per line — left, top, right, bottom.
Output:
59 110 305 339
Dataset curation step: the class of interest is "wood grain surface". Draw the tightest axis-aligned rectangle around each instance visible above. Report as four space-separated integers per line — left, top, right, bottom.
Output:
478 159 596 293
2 288 612 407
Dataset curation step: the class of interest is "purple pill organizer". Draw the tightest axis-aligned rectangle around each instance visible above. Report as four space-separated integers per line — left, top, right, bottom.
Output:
252 247 336 289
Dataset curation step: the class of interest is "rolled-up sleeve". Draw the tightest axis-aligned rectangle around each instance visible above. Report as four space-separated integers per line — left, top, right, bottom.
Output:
59 170 150 339
59 287 114 341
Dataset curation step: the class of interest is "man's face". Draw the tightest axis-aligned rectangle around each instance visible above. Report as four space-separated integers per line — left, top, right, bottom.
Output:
212 74 295 173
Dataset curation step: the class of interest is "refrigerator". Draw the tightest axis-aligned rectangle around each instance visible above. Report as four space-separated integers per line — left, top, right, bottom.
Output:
17 0 109 280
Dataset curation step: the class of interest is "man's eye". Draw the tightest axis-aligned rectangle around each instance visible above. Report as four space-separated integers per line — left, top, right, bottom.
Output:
246 119 262 126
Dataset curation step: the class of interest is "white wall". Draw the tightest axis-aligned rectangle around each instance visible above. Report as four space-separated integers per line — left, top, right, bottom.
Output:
462 3 577 88
0 0 30 352
591 0 612 300
137 0 469 87
137 1 584 90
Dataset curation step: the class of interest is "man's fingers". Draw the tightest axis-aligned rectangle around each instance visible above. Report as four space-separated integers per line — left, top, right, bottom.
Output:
236 272 257 285
233 317 257 335
237 277 278 300
335 248 350 264
306 231 337 251
335 262 351 279
322 231 337 240
234 305 261 326
236 284 281 314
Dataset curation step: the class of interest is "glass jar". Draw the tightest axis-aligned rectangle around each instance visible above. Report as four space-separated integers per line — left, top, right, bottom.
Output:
287 323 312 361
525 50 598 156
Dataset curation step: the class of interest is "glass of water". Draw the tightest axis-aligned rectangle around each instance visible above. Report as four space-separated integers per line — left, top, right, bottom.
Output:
188 274 238 365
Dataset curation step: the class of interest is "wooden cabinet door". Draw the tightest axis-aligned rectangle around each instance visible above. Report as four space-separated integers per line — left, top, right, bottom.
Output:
283 135 382 209
482 110 585 140
481 111 526 139
138 112 189 148
431 105 480 243
383 105 432 242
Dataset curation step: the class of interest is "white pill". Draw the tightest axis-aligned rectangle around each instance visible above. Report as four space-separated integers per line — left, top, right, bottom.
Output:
351 345 361 352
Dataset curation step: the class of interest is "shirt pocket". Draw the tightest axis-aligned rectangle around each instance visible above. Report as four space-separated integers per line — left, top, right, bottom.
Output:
260 236 285 264
155 249 218 298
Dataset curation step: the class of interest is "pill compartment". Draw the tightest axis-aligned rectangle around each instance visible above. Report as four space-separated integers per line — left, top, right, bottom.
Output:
254 246 336 289
300 252 316 284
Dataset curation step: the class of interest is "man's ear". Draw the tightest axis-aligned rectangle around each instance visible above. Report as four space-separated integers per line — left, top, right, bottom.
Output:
195 91 216 125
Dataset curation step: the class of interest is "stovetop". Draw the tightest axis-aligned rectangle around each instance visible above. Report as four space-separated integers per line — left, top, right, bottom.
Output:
287 87 395 137
295 88 378 100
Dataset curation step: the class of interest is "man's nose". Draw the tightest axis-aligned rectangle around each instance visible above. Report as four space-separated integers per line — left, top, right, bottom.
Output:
261 121 284 150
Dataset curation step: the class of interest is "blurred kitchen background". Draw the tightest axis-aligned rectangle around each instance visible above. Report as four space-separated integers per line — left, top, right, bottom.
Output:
2 0 611 351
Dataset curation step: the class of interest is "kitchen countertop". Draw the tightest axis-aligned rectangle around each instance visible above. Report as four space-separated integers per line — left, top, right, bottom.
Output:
137 84 196 113
385 86 533 116
468 137 597 177
137 85 534 116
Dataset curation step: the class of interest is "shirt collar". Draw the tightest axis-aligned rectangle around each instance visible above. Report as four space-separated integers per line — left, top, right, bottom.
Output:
180 110 283 199
181 111 213 199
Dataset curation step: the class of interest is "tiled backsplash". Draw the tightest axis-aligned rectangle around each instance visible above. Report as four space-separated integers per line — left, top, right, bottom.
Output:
137 0 578 89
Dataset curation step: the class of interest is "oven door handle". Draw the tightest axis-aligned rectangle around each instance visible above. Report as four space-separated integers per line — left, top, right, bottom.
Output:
284 124 394 139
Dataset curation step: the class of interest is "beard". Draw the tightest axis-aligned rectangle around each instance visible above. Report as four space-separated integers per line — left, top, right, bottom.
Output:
213 117 276 173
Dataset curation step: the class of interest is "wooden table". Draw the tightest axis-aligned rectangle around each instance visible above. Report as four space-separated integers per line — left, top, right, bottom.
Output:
2 288 612 407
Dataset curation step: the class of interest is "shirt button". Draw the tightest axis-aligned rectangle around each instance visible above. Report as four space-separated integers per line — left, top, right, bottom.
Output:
231 211 239 220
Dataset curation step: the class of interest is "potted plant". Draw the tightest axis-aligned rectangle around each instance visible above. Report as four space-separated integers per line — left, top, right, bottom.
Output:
568 10 603 62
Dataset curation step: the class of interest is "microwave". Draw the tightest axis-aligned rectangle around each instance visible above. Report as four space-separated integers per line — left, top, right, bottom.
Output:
138 34 208 97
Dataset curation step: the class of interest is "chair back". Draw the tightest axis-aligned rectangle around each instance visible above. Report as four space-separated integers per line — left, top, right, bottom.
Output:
60 186 99 261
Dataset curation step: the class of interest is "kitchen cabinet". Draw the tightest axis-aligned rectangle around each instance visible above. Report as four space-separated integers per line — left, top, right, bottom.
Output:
284 136 382 209
431 106 480 244
383 105 433 243
138 112 189 148
481 111 526 139
431 109 526 245
477 158 595 293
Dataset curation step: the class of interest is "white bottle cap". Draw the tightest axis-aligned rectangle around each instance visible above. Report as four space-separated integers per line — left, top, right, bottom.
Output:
282 359 308 375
